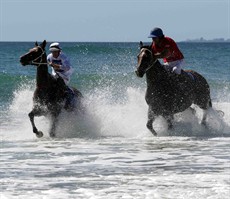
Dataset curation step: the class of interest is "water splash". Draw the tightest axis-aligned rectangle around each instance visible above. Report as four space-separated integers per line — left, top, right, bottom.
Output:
1 85 230 141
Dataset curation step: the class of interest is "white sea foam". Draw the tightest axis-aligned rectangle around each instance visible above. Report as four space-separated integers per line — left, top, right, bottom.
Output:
82 86 230 137
1 86 230 199
1 137 230 199
1 86 230 141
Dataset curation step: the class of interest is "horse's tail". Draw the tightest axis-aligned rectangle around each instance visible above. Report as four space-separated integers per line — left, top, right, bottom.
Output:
190 70 213 110
208 96 225 117
209 98 212 108
207 88 212 108
72 87 83 99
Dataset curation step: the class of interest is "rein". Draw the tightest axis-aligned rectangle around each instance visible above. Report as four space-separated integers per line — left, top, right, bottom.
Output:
30 46 50 89
31 46 48 65
142 48 158 73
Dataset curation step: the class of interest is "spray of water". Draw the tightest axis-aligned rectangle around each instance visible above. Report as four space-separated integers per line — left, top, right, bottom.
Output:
1 85 230 141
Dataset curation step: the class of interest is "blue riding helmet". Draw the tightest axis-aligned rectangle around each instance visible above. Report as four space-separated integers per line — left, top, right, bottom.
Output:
148 27 164 38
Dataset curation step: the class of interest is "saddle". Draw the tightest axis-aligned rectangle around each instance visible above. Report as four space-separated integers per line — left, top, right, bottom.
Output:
182 70 196 81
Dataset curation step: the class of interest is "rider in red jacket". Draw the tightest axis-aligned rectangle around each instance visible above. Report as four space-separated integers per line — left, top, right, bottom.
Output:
148 27 184 75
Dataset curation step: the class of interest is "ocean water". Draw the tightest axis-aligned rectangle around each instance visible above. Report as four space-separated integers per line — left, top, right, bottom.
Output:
0 42 230 199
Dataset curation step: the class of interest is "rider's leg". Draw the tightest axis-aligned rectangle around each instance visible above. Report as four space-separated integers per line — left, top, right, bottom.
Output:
163 59 184 75
56 76 67 91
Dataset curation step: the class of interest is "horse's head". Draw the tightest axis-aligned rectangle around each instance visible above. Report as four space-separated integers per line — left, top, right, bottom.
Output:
20 40 47 66
135 42 156 78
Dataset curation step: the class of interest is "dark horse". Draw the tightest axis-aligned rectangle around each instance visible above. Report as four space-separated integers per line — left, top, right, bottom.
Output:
135 42 212 135
20 40 83 138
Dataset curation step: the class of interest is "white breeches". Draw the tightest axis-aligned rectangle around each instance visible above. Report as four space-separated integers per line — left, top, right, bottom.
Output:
52 68 74 85
163 59 185 75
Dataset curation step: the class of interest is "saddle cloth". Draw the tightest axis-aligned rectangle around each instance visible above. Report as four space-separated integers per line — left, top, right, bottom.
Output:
185 72 195 81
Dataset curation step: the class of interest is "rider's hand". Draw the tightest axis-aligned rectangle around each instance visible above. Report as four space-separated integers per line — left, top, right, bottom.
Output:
49 62 60 69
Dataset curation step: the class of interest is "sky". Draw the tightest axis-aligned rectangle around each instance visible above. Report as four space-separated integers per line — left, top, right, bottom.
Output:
0 0 229 42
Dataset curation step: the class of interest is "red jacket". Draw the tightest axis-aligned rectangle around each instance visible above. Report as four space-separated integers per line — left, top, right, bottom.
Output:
151 37 184 63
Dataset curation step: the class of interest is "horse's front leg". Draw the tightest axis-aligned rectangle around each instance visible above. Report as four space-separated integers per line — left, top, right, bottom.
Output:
28 108 44 138
147 106 157 136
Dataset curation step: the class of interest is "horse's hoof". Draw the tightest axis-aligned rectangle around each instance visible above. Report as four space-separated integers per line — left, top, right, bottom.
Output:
147 127 157 136
151 131 157 136
189 107 196 115
201 121 208 129
50 132 55 138
217 110 224 118
36 131 43 138
168 124 173 130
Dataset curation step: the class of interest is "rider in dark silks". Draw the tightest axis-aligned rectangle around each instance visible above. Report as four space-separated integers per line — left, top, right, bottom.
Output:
47 42 75 111
147 27 192 84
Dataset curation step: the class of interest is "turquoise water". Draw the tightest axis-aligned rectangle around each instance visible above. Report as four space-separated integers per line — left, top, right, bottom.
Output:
0 42 229 107
0 42 230 199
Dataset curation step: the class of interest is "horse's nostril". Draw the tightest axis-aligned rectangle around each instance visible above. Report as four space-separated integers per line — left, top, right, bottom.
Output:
19 57 26 66
135 70 139 76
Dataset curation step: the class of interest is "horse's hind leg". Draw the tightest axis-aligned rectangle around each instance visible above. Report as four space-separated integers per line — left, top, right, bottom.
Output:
201 100 212 127
49 110 61 138
165 115 174 130
147 106 157 136
49 115 58 138
201 109 208 127
28 108 44 138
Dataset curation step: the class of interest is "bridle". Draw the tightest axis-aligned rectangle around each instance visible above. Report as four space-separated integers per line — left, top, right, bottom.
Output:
30 46 48 66
139 48 157 73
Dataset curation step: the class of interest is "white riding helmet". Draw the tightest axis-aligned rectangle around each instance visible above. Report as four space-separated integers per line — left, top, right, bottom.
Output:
49 42 62 52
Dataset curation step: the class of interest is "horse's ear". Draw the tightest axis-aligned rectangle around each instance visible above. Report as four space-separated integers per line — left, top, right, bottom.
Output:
35 41 38 46
139 41 143 49
41 40 47 49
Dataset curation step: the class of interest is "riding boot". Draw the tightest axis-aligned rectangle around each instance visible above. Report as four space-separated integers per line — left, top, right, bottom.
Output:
169 71 188 84
179 70 190 83
56 76 67 92
168 72 180 84
56 76 75 111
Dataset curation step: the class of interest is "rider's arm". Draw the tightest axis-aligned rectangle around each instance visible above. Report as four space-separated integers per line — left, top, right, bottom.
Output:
49 63 61 70
47 54 59 69
47 53 71 71
59 54 71 71
154 48 170 59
